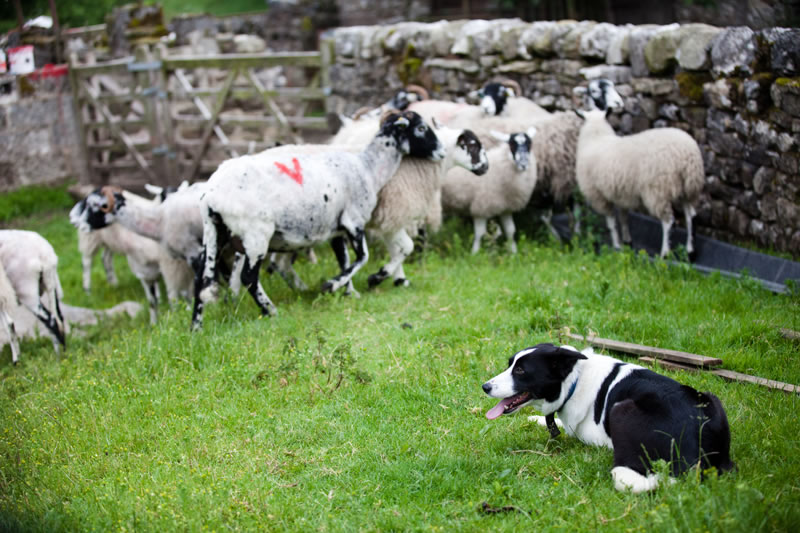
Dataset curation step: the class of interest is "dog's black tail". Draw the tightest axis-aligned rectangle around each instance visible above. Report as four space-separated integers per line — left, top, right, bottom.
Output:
699 391 736 474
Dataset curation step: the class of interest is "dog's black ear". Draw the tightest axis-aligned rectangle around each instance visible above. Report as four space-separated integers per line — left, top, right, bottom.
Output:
546 348 587 381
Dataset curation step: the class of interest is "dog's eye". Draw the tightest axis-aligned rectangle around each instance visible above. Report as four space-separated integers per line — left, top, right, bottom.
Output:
513 366 524 375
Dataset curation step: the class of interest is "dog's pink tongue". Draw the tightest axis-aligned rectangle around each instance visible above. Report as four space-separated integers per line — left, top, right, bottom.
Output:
486 398 513 420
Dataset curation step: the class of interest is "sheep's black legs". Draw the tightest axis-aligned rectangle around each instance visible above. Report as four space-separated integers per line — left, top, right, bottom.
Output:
33 303 65 348
322 229 368 293
330 236 359 296
141 280 159 325
190 250 206 331
240 255 276 316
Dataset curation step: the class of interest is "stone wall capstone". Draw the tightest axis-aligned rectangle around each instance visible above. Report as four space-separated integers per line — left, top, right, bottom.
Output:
326 19 800 256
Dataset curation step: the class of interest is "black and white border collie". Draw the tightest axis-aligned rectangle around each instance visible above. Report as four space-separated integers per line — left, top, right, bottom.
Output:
483 343 735 493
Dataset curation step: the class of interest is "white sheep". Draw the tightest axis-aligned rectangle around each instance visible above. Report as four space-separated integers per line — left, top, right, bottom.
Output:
0 261 21 364
441 128 538 254
575 109 705 258
0 230 66 362
193 111 446 330
273 120 489 289
448 79 625 239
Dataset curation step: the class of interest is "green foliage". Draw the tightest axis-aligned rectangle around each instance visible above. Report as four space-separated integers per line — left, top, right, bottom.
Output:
0 206 798 531
0 182 75 224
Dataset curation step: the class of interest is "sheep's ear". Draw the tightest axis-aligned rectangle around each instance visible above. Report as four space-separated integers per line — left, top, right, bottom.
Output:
526 126 537 139
178 180 190 191
144 183 163 196
505 87 515 98
490 130 510 142
431 117 442 130
574 109 585 120
393 115 410 128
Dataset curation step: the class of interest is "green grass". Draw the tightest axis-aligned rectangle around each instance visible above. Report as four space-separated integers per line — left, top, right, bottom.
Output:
0 209 799 532
0 183 75 225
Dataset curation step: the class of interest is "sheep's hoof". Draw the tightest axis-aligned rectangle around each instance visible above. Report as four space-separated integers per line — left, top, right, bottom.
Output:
393 278 409 287
367 273 384 289
321 280 335 293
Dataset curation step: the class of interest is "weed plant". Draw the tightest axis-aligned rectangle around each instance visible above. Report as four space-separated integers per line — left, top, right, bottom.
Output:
0 207 798 532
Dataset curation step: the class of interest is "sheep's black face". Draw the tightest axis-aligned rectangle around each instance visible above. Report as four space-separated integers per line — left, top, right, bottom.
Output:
586 79 624 112
70 188 125 232
389 88 424 111
379 111 445 161
479 82 513 116
457 130 489 175
508 132 533 171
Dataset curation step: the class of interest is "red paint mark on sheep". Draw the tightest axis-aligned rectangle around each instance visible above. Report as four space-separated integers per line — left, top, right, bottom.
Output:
275 158 303 186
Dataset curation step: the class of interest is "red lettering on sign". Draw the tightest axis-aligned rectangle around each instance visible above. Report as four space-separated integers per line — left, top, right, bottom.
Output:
275 158 303 186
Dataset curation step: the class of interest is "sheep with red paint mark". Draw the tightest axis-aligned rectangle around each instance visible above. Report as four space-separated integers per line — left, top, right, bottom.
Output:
192 111 446 330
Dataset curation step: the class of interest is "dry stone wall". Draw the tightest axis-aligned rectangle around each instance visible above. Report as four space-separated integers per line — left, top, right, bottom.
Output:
326 20 800 256
0 74 82 191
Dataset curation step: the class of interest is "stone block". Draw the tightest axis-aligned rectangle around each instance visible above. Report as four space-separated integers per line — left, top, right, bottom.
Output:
631 78 676 96
423 58 480 74
578 65 632 84
606 24 632 65
706 108 733 132
675 23 722 70
644 26 680 74
708 129 745 157
628 25 665 77
728 206 750 236
759 193 779 221
776 152 800 174
494 60 541 75
659 103 680 121
681 106 707 128
554 21 595 59
777 197 800 227
770 79 800 118
760 27 800 76
703 79 735 109
579 22 621 59
739 190 760 217
710 26 758 77
753 165 775 195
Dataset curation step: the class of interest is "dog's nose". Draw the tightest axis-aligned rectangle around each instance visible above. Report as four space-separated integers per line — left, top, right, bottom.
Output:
482 382 492 394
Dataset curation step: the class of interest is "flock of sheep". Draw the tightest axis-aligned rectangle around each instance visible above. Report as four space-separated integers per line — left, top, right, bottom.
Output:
0 75 706 362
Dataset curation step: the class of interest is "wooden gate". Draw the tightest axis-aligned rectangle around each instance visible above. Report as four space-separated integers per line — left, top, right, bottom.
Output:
68 44 331 189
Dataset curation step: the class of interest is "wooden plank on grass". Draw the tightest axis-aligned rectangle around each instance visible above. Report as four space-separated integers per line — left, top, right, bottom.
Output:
566 333 723 368
780 328 800 341
711 369 799 394
638 356 699 372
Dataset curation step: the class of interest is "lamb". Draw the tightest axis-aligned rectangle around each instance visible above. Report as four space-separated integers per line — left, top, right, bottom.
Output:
575 109 705 258
272 120 489 289
193 111 445 330
70 191 195 324
0 230 66 362
441 128 538 254
72 182 188 295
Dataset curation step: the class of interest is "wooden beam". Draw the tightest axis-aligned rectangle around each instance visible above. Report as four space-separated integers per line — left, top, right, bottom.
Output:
163 52 322 70
711 369 799 394
780 328 800 341
566 333 723 368
638 356 699 372
187 68 237 181
246 68 302 145
175 69 238 158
